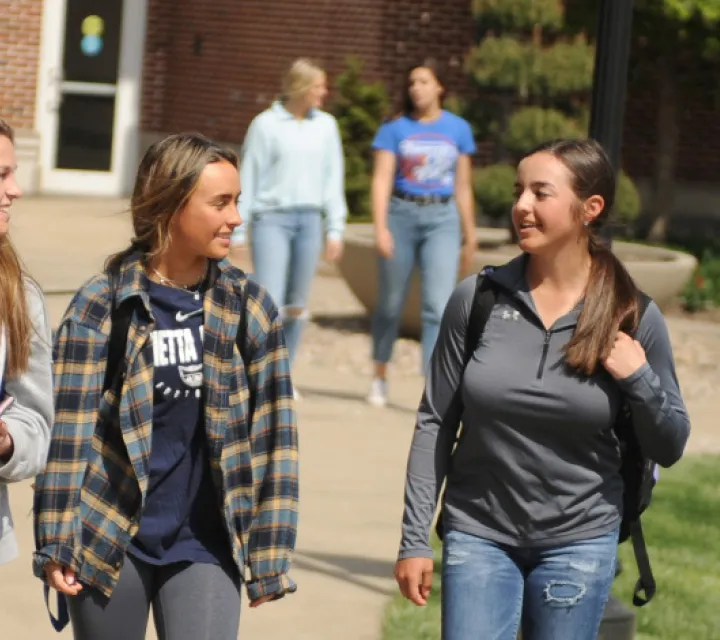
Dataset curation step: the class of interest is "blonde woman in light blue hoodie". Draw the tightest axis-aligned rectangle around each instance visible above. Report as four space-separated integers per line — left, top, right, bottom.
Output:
0 119 54 565
231 58 348 394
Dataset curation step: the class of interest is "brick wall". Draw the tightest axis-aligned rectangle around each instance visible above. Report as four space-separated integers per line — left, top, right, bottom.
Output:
141 0 388 141
0 0 43 130
140 0 474 142
622 62 720 183
141 0 720 183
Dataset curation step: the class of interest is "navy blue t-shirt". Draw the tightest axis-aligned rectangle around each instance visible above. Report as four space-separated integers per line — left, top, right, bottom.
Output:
372 110 476 197
128 280 230 567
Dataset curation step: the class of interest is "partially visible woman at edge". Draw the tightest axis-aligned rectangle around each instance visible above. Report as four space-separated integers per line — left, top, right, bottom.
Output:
230 58 348 398
368 59 476 407
0 118 53 566
33 133 299 640
394 139 690 640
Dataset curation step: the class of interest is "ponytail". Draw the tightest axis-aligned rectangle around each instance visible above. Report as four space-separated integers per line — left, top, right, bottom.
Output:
565 234 640 376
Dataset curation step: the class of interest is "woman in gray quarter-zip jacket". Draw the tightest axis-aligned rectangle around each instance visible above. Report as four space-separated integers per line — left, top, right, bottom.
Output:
394 138 690 640
0 118 54 565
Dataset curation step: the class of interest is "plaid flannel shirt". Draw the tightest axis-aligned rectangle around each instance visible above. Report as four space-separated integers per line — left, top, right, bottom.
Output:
33 254 298 603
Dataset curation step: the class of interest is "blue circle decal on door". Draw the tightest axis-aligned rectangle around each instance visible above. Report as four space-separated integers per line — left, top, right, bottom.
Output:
81 34 103 56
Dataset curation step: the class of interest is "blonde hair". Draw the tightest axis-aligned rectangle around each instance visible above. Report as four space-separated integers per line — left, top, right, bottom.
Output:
0 118 32 378
106 133 238 273
281 58 325 100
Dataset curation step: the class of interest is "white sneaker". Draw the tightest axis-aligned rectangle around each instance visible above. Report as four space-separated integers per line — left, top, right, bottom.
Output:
366 378 388 407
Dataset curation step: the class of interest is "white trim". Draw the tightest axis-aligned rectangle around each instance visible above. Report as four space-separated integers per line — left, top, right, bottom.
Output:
35 0 65 178
34 0 148 196
60 81 118 96
115 0 148 195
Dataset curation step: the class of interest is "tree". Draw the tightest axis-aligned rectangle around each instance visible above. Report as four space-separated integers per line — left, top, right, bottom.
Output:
465 0 641 230
633 1 720 242
567 0 720 243
332 57 390 219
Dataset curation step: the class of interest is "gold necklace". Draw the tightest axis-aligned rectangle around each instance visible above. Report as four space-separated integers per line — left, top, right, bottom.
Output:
150 262 208 299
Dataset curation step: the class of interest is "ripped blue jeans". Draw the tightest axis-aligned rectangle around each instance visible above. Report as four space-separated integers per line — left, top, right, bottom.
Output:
441 527 619 640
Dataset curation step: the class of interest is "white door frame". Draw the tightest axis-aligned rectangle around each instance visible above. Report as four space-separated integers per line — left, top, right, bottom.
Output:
35 0 147 196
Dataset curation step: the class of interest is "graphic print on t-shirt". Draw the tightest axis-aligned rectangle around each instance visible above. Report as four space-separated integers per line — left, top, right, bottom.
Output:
398 133 459 190
153 327 203 399
151 294 204 403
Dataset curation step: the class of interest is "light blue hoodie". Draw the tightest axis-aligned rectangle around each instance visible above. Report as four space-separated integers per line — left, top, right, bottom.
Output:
232 101 348 243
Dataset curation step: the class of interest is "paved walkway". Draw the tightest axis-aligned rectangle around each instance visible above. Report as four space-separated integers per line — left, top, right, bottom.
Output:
2 197 423 639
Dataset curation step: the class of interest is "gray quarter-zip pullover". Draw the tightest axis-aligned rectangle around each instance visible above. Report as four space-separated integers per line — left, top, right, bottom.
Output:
399 255 690 558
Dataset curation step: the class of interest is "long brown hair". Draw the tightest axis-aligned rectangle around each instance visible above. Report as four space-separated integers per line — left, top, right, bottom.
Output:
106 133 238 273
0 119 31 378
528 139 640 376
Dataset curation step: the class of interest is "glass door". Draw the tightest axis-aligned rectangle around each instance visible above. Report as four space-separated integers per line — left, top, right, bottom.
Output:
38 0 144 195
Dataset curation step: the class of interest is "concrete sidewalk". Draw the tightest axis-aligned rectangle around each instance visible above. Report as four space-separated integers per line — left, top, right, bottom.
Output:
2 197 420 639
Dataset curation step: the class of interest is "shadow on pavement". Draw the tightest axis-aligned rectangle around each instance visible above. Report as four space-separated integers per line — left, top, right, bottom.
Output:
294 551 397 597
297 386 416 414
310 313 370 335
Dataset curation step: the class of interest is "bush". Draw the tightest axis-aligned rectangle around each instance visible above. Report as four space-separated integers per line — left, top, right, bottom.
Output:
682 251 720 312
614 170 641 224
474 164 516 220
332 57 390 219
503 107 583 158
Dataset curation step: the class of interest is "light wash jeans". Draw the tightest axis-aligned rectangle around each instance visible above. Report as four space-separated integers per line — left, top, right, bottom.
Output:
372 197 461 372
249 208 323 366
441 528 619 640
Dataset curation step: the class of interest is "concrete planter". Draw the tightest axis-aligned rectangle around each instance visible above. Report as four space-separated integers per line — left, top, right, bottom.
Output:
338 224 697 338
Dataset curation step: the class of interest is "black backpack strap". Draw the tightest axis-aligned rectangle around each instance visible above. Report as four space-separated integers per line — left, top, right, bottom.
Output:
630 519 656 606
235 280 257 422
235 281 249 364
102 276 133 395
622 289 656 607
462 270 498 368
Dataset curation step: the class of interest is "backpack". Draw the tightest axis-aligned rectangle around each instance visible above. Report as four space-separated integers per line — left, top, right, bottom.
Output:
435 269 657 607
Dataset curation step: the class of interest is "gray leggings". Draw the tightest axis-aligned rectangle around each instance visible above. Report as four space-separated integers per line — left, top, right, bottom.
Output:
68 554 242 640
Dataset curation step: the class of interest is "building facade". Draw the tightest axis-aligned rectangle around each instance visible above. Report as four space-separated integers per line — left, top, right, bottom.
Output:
1 0 719 219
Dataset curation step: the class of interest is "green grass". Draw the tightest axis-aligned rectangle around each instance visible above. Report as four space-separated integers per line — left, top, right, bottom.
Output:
382 456 720 640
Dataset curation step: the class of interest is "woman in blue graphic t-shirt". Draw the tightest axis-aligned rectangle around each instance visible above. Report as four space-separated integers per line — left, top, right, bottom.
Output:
367 60 476 407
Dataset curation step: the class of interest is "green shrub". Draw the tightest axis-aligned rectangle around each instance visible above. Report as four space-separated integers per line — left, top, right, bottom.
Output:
682 251 720 311
614 170 641 224
474 164 516 220
470 0 564 30
332 57 390 219
503 107 584 158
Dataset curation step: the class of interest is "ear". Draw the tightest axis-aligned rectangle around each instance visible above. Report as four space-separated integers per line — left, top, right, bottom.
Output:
584 195 605 225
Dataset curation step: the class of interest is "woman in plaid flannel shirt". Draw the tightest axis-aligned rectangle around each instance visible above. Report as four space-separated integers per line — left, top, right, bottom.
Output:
33 133 299 640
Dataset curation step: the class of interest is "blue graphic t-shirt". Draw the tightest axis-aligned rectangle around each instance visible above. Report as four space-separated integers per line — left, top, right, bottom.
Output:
128 280 230 567
372 110 476 197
